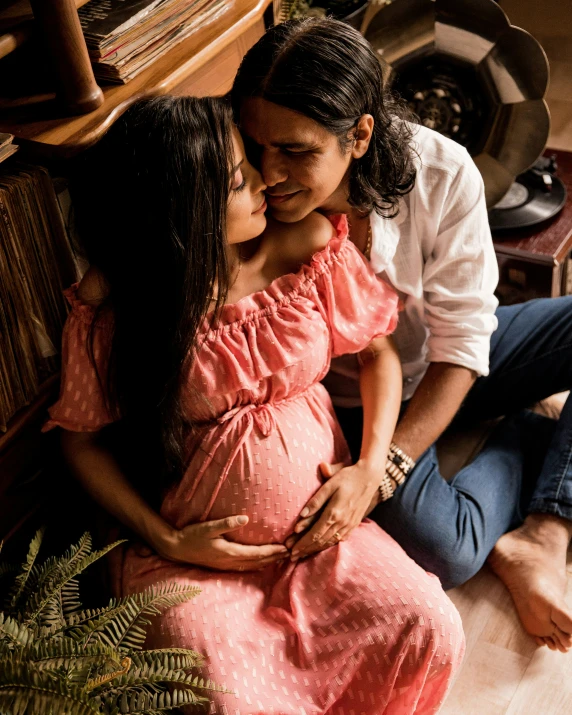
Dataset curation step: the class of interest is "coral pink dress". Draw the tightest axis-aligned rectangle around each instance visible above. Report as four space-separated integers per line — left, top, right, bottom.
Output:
46 216 464 714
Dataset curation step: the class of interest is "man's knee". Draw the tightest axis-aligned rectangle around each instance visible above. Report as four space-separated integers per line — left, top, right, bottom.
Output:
374 501 485 590
424 548 482 590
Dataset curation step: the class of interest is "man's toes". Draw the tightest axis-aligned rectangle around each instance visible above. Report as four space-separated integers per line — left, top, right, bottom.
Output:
552 607 572 635
534 636 546 648
549 630 568 653
544 636 559 651
552 626 572 651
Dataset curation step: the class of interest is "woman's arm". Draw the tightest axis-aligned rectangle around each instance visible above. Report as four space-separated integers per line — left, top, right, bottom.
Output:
287 336 402 559
61 430 288 570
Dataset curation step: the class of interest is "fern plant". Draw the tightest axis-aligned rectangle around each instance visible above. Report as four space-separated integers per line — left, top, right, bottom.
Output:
0 529 226 714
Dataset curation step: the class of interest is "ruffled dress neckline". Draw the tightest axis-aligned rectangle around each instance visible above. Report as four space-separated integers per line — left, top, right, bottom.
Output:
203 214 349 334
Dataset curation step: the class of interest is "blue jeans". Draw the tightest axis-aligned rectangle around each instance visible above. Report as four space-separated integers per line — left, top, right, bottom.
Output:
335 296 572 589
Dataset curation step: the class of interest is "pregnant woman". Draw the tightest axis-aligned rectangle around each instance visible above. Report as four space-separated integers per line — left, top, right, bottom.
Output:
46 96 464 714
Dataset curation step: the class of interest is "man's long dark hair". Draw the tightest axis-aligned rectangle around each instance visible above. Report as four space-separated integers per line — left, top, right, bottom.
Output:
70 95 234 495
231 17 417 218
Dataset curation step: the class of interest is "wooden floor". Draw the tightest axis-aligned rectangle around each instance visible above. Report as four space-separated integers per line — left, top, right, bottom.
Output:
441 554 572 714
440 4 572 708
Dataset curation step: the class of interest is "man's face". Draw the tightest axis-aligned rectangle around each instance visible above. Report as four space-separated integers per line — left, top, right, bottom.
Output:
240 98 353 223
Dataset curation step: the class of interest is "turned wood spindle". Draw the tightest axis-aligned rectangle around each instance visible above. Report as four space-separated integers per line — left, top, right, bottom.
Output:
29 0 104 115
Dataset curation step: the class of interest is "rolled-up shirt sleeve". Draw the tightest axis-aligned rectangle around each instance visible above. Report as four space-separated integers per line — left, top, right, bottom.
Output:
422 153 499 376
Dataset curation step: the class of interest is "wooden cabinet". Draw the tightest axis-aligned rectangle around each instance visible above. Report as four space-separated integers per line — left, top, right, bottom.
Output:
173 19 265 98
0 1 271 159
494 150 572 305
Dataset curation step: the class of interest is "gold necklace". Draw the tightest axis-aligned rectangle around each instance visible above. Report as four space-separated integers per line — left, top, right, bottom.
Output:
364 218 372 260
348 215 372 260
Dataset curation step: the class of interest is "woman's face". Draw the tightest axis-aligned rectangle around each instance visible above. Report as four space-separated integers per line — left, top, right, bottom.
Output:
227 127 267 245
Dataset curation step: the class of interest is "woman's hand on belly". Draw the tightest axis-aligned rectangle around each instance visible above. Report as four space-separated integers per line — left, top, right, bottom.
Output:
288 461 382 561
156 515 289 571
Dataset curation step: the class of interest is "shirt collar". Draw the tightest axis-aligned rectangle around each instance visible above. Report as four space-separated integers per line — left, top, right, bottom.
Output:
369 197 409 274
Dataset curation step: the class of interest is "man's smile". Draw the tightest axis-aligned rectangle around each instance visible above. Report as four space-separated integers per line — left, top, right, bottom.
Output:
265 190 303 205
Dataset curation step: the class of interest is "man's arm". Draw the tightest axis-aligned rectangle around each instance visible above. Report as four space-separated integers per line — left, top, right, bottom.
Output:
61 431 288 570
394 148 497 461
392 362 476 461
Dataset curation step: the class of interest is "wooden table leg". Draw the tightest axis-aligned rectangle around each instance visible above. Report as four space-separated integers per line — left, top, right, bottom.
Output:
29 0 103 115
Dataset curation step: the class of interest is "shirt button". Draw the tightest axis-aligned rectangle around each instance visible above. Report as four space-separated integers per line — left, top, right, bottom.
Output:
404 378 413 384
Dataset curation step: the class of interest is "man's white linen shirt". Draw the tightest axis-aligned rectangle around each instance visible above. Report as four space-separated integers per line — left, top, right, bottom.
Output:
324 124 500 406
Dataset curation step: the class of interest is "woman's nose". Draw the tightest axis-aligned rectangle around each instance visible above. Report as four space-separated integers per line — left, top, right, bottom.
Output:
252 166 267 194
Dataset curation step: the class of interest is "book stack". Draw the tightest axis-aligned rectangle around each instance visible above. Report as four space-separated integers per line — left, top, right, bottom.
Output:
0 164 80 432
0 134 18 164
78 0 232 84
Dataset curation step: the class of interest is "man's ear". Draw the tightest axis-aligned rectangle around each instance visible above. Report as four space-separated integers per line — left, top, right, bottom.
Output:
350 114 374 159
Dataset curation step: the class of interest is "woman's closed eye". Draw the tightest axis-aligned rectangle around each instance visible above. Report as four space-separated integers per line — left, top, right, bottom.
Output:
231 169 246 192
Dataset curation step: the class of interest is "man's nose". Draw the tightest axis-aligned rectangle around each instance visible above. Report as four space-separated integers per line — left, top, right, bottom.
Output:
261 151 288 187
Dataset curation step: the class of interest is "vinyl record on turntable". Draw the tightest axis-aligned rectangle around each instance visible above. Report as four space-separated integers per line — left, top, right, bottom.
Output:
488 167 567 233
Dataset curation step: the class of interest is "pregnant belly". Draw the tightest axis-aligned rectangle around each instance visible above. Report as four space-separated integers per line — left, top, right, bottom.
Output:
162 393 349 545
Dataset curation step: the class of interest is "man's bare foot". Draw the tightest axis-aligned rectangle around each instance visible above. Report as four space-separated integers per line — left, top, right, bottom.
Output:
488 514 572 652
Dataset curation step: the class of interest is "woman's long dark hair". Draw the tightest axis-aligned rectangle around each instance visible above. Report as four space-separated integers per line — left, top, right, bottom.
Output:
70 95 234 495
231 17 417 218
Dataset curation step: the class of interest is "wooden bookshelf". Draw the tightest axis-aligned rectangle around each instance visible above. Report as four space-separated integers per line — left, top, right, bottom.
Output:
0 373 60 456
0 0 272 159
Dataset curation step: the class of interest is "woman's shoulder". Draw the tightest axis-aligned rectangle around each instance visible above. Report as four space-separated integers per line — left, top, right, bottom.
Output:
265 212 337 269
76 266 109 307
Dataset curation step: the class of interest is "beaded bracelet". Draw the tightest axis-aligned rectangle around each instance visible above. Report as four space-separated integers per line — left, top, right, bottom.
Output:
377 443 416 502
388 441 416 475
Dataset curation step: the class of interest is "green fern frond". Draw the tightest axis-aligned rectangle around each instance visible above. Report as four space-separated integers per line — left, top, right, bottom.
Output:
8 527 45 609
0 532 217 714
37 576 84 631
38 593 66 631
21 554 61 602
0 561 18 582
96 686 209 714
188 674 224 693
66 603 134 645
128 649 203 671
63 577 82 615
99 668 227 695
85 655 131 691
19 533 100 613
66 604 117 628
0 660 99 715
17 637 124 672
22 541 125 626
0 613 35 648
61 533 93 571
78 583 200 651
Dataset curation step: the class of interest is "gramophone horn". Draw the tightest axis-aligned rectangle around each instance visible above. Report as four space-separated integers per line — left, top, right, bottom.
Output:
363 0 550 207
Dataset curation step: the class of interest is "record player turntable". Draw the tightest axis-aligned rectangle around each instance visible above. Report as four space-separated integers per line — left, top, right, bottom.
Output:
488 155 567 232
361 0 568 233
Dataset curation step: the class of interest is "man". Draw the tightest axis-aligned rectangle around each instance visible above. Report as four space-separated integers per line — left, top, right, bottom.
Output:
231 16 572 651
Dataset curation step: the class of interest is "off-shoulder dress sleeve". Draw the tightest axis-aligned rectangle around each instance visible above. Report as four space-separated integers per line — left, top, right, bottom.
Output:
313 215 399 358
43 285 115 433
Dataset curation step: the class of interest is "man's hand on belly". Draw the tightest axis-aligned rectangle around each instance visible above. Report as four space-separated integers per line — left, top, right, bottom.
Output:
157 516 289 571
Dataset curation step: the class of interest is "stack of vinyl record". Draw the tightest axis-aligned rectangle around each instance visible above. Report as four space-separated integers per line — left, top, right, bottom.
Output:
0 164 79 431
0 134 18 164
78 0 231 84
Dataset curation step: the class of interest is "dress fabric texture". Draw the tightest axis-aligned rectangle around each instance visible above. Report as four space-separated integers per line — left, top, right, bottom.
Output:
45 216 464 714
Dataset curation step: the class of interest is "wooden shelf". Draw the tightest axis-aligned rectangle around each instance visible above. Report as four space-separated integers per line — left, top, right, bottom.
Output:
0 0 271 159
0 0 91 60
0 373 60 456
